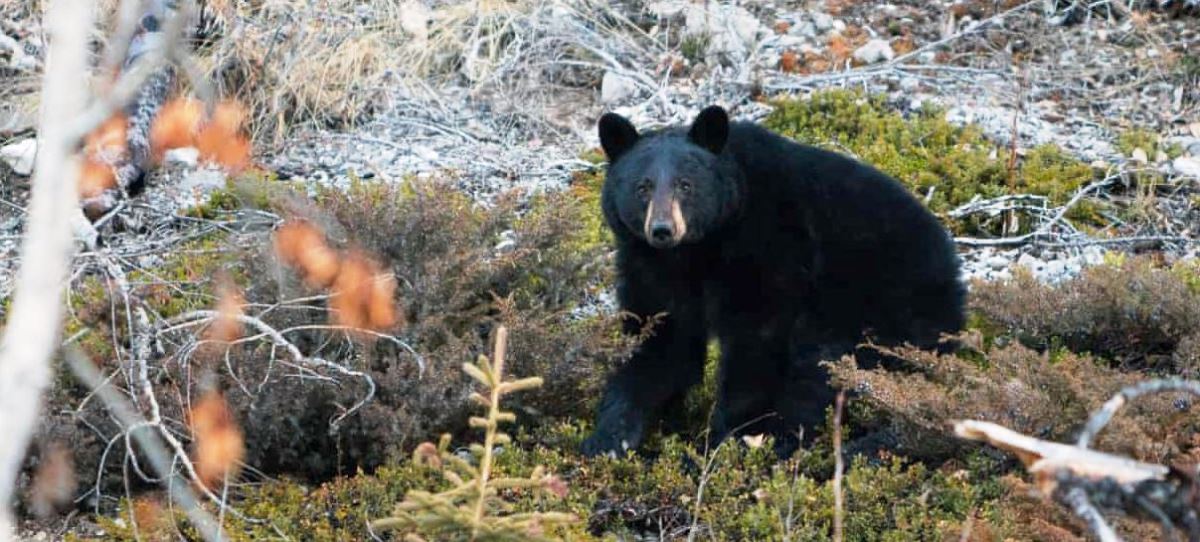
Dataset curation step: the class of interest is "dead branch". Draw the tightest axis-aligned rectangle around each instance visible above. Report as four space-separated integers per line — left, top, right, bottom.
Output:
63 347 225 542
0 0 94 535
156 309 383 431
955 377 1200 541
952 173 1121 247
78 0 203 221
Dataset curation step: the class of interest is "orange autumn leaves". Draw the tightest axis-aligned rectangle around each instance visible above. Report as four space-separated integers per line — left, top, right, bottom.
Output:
181 221 399 490
150 98 252 171
77 98 252 202
274 220 402 332
79 114 129 200
189 390 245 489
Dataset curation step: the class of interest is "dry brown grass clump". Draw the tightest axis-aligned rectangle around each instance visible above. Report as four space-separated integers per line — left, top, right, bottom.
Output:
194 1 400 143
830 337 1200 464
970 258 1200 371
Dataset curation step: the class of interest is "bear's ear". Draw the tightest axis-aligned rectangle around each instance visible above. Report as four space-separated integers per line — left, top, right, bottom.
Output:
598 112 640 162
688 105 729 155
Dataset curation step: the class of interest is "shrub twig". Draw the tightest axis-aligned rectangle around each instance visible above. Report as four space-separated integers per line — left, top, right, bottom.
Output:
63 347 225 541
832 391 846 542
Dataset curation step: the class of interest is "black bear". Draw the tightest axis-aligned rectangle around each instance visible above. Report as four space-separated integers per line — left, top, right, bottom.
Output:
580 105 965 458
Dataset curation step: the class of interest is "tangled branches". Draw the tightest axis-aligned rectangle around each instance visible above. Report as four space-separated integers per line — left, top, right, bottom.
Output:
956 378 1200 541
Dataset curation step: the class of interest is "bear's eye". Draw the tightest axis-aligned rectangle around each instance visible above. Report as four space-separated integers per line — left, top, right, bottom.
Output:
636 180 652 197
677 179 692 193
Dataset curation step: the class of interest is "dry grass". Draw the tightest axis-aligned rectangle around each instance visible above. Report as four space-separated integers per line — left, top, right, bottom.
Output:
196 0 401 144
184 0 658 145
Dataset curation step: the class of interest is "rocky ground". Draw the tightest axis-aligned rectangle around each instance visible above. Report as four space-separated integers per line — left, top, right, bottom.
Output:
2 2 1199 291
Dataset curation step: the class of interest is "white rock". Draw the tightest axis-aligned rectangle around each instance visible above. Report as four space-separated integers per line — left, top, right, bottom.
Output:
1081 246 1106 266
178 168 228 207
0 104 36 135
853 39 894 64
832 20 847 32
412 145 439 162
1016 252 1043 271
790 20 817 39
1044 260 1067 280
1065 261 1082 276
494 229 517 254
164 146 199 166
1172 156 1200 179
684 3 763 57
1130 147 1148 163
648 0 687 19
774 35 807 49
812 12 834 32
984 255 1009 269
600 71 639 105
0 138 36 175
399 1 432 43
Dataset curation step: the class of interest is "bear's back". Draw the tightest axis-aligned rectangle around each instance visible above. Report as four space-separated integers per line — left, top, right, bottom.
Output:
721 121 964 337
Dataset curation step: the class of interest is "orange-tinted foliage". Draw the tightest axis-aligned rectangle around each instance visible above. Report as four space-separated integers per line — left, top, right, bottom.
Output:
84 114 128 160
779 49 801 73
208 279 246 343
27 443 76 518
78 114 129 200
150 98 252 171
273 220 401 332
273 220 342 288
196 101 252 172
330 251 400 332
78 160 117 200
150 98 204 158
189 390 245 488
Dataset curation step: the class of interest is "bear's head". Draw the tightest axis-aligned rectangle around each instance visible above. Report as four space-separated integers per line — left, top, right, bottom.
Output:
598 105 742 250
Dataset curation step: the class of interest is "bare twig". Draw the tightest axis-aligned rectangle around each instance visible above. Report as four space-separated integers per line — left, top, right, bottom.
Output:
0 0 93 534
1062 486 1122 542
832 391 846 542
1076 379 1200 449
64 348 226 542
157 310 380 430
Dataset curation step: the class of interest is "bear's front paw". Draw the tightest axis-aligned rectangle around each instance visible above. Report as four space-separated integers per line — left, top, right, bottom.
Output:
580 430 637 458
580 414 644 458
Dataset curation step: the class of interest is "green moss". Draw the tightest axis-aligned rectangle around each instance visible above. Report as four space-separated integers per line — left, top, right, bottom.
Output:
680 33 711 64
1117 128 1183 159
91 421 1017 541
1171 258 1200 295
127 233 244 318
764 90 1102 235
564 153 612 251
181 169 284 218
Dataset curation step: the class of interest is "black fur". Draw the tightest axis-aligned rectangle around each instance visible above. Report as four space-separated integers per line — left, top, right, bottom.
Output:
581 106 965 458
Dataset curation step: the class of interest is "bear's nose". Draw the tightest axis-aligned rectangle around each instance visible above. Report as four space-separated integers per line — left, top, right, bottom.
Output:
650 222 674 242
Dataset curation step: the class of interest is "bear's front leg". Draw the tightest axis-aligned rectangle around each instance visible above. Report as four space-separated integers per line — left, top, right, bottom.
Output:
709 329 790 447
582 306 706 457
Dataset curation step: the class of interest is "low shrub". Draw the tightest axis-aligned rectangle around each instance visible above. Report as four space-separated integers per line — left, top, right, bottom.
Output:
970 257 1200 370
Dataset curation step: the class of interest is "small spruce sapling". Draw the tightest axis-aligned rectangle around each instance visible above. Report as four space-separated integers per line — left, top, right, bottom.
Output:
371 326 575 541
